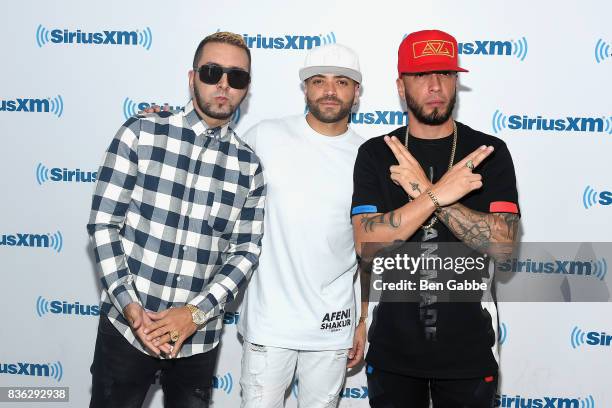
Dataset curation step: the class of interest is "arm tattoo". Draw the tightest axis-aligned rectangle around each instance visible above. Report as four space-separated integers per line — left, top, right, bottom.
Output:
409 182 421 193
498 213 520 241
437 204 519 252
360 212 402 233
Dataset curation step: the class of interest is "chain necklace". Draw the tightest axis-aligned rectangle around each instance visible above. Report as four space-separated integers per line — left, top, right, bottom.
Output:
403 121 457 230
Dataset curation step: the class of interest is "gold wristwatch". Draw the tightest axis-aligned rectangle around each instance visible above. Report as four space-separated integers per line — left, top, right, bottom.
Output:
185 304 207 325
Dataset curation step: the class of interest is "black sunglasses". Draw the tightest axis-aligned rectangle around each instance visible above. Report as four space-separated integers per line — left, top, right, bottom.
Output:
196 64 251 89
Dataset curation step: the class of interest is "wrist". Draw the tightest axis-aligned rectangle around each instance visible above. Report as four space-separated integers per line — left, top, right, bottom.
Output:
185 304 207 326
425 189 442 212
414 180 433 198
123 302 141 314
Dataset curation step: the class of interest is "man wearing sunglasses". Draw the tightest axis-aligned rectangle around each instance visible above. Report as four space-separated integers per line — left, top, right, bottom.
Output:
351 29 520 407
87 31 265 408
237 44 367 408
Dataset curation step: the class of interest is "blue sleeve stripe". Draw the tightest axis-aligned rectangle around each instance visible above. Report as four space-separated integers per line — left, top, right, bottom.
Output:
351 205 378 215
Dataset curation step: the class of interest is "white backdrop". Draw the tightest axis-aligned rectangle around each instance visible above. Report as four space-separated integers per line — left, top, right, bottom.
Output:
1 1 611 407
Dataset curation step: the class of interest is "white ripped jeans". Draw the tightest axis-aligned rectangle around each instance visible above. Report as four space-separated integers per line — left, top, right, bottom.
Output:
240 341 348 408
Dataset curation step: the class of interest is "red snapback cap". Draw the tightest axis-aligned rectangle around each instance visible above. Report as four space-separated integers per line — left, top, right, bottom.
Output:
398 29 468 75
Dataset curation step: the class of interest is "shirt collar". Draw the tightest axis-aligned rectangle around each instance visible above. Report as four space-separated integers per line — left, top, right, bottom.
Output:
184 100 232 141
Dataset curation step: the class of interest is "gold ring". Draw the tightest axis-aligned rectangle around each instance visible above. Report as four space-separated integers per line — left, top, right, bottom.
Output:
466 160 474 170
170 330 180 343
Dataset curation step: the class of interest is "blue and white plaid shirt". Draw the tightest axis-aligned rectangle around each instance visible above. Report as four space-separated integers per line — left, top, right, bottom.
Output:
87 100 265 357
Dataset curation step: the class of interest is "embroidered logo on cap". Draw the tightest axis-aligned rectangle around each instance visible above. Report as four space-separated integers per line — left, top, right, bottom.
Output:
413 40 455 59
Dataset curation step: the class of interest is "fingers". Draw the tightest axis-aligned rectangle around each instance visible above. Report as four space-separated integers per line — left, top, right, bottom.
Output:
457 145 494 169
346 356 359 368
170 338 184 359
128 314 141 330
470 180 483 189
143 315 167 334
153 333 173 348
469 146 494 168
134 328 161 356
147 309 169 320
347 351 364 368
347 342 365 368
390 173 400 184
468 173 483 190
145 325 170 340
384 135 411 165
389 165 401 174
159 342 172 355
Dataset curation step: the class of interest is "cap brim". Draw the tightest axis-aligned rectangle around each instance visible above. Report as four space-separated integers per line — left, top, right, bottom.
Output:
299 66 362 83
400 62 469 74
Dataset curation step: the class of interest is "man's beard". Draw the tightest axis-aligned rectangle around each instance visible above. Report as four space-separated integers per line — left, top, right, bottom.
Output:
405 90 456 126
306 95 353 124
193 86 241 120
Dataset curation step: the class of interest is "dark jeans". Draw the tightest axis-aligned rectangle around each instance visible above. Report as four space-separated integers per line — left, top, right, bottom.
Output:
366 364 498 408
90 314 218 408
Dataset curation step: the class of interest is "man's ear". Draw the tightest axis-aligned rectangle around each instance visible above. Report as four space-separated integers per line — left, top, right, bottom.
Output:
396 77 406 100
353 83 361 106
302 80 309 101
188 69 195 90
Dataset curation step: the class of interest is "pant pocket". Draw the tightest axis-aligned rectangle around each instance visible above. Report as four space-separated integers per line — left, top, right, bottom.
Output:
244 342 267 376
334 349 349 360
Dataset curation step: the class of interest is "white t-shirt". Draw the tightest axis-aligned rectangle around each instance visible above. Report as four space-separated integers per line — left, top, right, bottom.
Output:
237 115 365 350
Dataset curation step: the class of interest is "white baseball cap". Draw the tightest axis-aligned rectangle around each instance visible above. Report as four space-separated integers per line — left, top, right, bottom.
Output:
299 43 362 83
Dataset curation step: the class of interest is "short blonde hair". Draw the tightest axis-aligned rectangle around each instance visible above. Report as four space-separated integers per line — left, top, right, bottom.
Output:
193 31 251 70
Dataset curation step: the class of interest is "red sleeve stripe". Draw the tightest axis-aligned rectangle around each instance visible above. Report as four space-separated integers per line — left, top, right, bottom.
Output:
490 201 519 213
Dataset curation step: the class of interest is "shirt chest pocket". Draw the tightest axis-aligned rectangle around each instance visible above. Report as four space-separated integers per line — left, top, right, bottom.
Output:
206 188 246 235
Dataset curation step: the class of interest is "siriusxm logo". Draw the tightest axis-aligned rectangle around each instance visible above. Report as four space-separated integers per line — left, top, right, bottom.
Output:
459 37 528 61
0 95 63 117
496 393 595 408
595 39 611 63
583 186 612 209
499 322 508 345
36 163 97 185
350 110 407 126
0 231 63 253
36 296 99 317
0 361 63 382
223 311 240 325
122 97 241 124
36 25 152 50
212 373 233 394
304 105 407 126
400 34 528 61
497 257 607 280
340 386 369 399
571 326 612 349
241 31 336 49
492 110 612 134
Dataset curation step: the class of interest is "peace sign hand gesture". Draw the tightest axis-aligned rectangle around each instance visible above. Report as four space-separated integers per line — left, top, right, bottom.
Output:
385 135 432 198
430 145 494 207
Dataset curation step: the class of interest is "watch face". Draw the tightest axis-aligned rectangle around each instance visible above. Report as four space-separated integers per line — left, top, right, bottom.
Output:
193 310 206 325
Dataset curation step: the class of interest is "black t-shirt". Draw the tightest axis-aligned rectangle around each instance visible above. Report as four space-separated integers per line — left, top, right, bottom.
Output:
351 121 519 379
